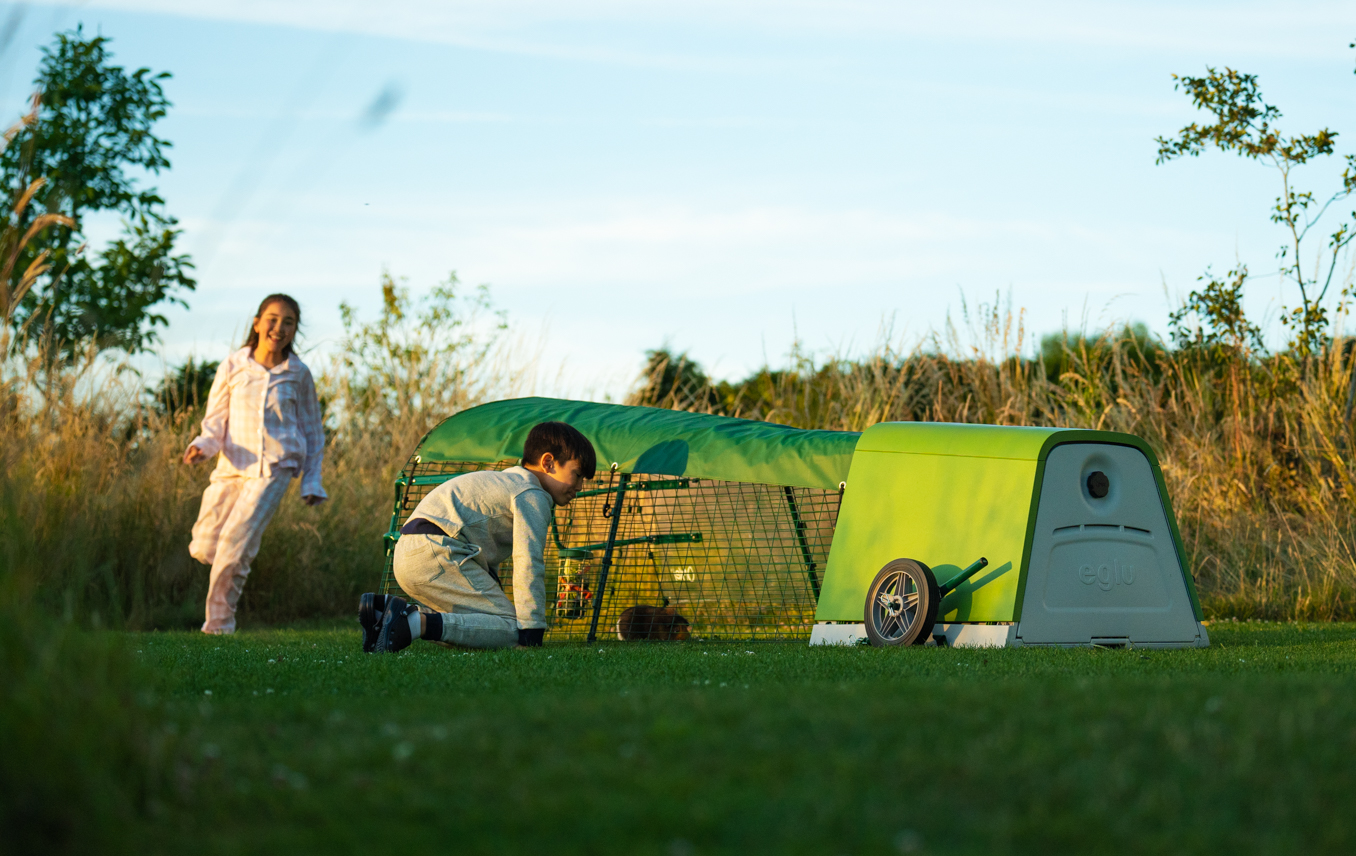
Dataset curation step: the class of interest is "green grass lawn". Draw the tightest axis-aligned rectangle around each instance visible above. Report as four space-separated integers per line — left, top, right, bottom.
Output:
132 622 1356 855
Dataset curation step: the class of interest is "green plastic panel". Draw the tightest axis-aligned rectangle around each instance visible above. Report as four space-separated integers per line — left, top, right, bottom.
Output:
814 448 1039 622
412 397 860 490
852 421 1062 458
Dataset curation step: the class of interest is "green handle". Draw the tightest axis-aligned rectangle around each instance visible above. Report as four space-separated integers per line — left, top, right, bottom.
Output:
939 557 988 597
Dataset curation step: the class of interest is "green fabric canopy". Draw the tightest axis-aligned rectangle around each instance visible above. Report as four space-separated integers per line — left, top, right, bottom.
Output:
413 397 861 491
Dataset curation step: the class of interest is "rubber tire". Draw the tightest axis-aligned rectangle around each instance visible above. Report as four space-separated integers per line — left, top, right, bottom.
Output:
863 559 940 647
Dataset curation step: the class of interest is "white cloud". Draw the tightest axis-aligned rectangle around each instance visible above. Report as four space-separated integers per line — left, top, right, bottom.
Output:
28 0 1356 62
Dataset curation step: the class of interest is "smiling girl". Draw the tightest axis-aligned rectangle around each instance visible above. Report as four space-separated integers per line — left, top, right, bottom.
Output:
183 294 327 634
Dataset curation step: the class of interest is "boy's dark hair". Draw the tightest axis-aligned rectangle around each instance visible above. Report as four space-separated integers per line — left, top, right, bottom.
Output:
523 421 597 479
243 293 302 357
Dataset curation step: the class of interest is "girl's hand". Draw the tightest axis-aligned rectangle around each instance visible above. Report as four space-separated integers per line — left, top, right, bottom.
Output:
302 494 326 507
182 444 206 465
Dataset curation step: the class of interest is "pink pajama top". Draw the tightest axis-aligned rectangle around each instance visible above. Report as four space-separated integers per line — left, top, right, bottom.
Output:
189 347 327 500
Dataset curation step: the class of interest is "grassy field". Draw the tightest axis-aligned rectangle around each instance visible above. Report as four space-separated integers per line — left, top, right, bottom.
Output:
120 622 1356 855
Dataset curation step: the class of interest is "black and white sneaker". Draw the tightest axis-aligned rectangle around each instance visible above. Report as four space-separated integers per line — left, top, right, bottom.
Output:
359 593 387 653
374 596 416 654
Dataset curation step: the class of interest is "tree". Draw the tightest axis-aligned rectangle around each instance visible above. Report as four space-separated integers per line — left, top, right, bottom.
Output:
1 27 194 359
326 271 510 448
629 348 723 412
1155 59 1356 358
146 357 218 420
1166 265 1265 360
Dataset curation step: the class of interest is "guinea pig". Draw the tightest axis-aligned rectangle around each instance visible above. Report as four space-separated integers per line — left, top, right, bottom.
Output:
615 605 691 641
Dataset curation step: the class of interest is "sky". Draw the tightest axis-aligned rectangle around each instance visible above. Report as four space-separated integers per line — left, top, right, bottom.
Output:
2 1 1355 398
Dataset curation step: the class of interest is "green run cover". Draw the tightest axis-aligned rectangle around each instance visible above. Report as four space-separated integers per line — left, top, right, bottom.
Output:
413 397 860 491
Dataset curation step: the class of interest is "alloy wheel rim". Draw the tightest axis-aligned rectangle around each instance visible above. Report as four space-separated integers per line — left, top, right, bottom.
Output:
873 570 919 640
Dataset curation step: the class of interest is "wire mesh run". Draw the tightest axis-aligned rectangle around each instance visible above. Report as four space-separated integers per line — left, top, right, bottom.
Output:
379 458 842 641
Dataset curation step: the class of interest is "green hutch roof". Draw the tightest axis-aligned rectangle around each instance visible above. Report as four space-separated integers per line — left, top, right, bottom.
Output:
411 397 861 491
855 422 1066 458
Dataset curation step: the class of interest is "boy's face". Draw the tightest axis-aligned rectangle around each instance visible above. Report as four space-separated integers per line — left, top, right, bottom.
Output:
535 454 587 507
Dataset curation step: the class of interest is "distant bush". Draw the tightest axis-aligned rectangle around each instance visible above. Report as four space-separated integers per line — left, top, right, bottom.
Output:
147 357 217 420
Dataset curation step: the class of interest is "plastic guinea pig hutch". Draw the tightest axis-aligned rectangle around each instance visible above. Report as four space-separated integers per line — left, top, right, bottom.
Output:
378 398 1210 649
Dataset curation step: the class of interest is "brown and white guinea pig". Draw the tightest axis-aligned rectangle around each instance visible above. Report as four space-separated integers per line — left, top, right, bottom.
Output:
615 605 691 641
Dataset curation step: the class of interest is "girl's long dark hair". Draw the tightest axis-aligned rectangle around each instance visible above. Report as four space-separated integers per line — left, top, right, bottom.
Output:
243 293 302 358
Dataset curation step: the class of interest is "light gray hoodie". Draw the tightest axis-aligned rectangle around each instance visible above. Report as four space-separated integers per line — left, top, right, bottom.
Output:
404 466 555 629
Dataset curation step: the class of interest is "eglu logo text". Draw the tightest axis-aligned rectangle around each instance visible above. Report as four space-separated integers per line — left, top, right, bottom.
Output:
1079 561 1135 591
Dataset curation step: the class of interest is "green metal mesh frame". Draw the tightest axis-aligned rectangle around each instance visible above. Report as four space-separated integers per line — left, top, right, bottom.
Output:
378 456 842 642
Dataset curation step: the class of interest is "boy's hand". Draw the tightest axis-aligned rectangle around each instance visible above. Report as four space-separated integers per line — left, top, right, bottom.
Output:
182 444 206 465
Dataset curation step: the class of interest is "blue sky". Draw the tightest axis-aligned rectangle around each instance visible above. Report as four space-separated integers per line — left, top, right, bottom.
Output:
3 1 1355 397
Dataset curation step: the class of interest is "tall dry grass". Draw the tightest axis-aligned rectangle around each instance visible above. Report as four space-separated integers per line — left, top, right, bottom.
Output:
1 99 186 851
8 290 1356 624
631 299 1356 621
6 259 1356 625
0 271 535 628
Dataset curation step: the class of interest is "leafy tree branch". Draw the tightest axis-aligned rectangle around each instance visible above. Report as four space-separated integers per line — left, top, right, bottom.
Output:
1 27 194 361
1156 58 1355 358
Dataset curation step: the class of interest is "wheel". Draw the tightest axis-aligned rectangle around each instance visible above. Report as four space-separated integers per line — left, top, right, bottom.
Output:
863 559 940 647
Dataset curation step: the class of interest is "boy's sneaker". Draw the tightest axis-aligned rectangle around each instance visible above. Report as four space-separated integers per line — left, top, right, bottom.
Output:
374 596 416 654
359 593 387 653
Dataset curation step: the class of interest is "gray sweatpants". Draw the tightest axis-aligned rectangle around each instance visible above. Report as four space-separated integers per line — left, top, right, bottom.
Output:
392 533 518 649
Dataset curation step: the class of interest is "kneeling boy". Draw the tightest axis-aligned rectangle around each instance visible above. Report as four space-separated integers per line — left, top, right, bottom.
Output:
361 421 596 652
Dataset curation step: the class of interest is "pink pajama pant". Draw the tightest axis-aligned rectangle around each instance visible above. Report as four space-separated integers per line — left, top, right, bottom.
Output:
189 469 293 634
